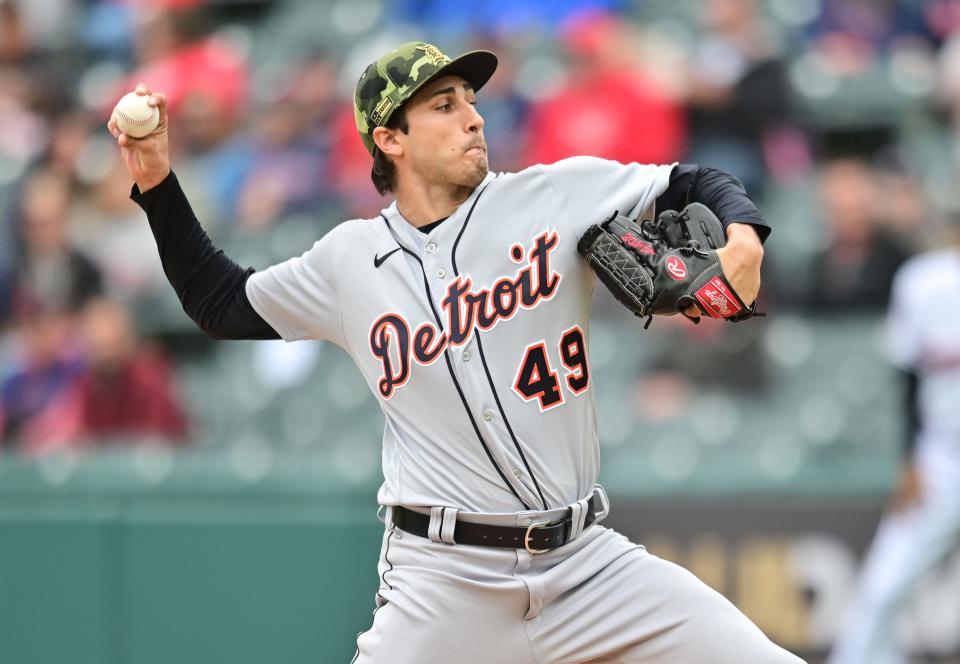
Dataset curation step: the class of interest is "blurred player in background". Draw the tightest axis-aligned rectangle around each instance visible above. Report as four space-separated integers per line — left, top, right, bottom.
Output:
828 208 960 664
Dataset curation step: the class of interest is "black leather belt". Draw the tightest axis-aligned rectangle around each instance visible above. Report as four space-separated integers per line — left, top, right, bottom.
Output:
391 494 599 554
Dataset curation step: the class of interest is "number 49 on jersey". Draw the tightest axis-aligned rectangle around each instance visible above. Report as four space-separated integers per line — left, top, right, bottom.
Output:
513 326 589 411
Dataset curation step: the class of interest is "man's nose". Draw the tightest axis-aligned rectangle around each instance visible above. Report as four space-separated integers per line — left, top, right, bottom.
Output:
466 103 484 133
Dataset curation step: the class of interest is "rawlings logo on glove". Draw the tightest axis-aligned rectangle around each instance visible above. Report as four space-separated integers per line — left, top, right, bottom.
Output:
695 276 742 317
576 203 762 327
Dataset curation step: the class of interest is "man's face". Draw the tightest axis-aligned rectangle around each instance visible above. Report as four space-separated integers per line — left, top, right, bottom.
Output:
396 74 488 188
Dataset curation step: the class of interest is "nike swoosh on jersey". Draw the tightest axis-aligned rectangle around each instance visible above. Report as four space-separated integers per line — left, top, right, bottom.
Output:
374 248 401 268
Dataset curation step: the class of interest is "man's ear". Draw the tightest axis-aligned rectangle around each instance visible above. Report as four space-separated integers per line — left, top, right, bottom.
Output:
373 126 402 158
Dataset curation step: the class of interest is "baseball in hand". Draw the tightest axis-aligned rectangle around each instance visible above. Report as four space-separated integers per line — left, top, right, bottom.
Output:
113 91 160 138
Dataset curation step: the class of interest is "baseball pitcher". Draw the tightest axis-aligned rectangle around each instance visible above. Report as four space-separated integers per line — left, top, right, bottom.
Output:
110 41 803 663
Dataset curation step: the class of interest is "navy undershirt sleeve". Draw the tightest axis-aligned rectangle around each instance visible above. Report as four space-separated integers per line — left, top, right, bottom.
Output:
131 171 280 341
655 164 770 243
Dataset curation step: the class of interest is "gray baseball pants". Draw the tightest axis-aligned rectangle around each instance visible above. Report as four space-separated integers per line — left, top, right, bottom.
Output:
352 499 805 663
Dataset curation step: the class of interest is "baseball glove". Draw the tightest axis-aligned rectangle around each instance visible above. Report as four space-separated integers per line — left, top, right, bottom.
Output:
577 202 761 327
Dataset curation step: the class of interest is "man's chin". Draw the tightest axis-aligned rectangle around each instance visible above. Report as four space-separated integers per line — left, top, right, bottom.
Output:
463 162 489 187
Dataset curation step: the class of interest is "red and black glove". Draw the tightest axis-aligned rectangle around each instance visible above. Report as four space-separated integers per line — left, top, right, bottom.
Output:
577 203 761 327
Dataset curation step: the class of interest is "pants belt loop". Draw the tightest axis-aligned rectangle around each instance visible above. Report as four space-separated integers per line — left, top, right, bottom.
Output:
594 484 611 521
428 506 444 543
523 576 545 621
568 497 590 541
440 508 458 545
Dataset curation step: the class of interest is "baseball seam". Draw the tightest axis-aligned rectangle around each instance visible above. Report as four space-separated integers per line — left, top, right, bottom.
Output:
116 108 158 126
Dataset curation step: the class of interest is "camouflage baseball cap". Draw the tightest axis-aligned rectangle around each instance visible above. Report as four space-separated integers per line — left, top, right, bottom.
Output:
354 41 498 155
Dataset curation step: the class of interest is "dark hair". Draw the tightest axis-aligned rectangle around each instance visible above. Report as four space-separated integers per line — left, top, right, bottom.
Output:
371 107 409 196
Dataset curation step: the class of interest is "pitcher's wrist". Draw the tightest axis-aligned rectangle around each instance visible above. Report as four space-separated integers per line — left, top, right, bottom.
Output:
136 167 172 194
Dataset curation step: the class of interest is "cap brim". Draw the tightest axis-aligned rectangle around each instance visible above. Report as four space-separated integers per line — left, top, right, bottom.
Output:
413 50 498 100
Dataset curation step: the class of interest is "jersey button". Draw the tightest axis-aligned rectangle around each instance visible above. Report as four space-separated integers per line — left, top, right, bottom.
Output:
463 350 472 362
482 409 494 421
435 268 446 279
513 468 522 478
426 242 438 253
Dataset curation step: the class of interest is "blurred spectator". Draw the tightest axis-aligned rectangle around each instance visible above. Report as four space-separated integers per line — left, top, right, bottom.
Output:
42 110 96 186
0 0 28 64
126 5 247 122
469 36 528 173
69 158 167 300
523 10 686 166
807 0 934 75
2 169 103 326
0 68 49 177
25 297 189 454
173 91 254 226
78 0 136 59
925 0 960 41
874 152 930 251
123 4 252 225
804 158 911 312
329 102 383 219
236 52 341 229
684 0 792 194
0 301 83 448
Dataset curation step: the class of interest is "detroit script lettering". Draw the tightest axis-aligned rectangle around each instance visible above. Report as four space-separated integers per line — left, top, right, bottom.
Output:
368 231 562 399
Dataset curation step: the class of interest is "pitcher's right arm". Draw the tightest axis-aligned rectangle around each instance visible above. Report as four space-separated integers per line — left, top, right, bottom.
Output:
109 84 278 340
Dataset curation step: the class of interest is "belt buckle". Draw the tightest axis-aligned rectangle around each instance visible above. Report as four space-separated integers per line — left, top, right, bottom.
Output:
524 519 563 554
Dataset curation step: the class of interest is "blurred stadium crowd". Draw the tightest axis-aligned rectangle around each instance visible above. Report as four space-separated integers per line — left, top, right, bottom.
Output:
1 0 959 475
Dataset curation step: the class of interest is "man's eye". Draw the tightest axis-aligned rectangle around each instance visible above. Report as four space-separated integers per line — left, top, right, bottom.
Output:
437 104 451 111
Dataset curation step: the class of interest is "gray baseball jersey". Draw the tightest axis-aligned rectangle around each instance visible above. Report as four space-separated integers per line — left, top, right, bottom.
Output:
246 156 672 512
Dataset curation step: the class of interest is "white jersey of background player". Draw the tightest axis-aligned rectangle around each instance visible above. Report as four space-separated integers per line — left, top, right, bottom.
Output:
110 42 803 663
829 219 960 664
